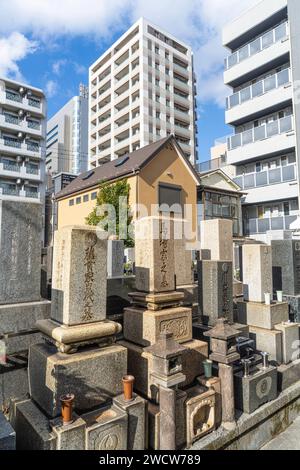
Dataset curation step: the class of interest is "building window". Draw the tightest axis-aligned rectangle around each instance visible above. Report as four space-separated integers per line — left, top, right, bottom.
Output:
83 194 89 202
156 94 160 103
165 51 169 60
155 62 159 70
166 99 170 107
156 111 160 119
166 67 170 75
76 197 81 204
148 39 152 50
155 45 159 54
91 192 97 200
155 78 160 86
69 199 74 206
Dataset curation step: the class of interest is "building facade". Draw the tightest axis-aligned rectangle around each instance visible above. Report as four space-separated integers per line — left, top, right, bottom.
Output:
223 0 300 242
46 84 89 177
89 18 197 166
0 77 46 204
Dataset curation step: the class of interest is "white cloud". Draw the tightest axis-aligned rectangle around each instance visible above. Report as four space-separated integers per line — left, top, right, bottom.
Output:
45 79 58 97
52 59 68 75
0 0 262 106
0 32 37 80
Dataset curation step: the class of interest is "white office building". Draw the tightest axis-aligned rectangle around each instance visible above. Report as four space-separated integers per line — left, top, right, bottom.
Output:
89 18 198 166
0 77 46 203
223 0 300 241
47 84 89 176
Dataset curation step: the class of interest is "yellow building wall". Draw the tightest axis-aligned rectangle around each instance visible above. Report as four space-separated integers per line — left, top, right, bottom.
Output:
137 147 198 239
57 176 138 229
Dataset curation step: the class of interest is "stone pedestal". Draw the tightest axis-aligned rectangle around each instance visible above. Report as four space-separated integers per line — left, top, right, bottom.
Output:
113 394 147 450
218 363 236 429
123 305 192 346
274 322 300 364
234 365 277 414
200 219 233 262
159 386 176 450
237 301 289 330
249 327 283 363
29 342 127 418
243 244 272 303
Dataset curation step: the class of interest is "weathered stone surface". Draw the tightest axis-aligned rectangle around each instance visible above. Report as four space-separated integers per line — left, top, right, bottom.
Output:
123 306 192 346
113 394 147 450
200 219 233 262
272 240 300 296
159 386 176 450
3 331 43 355
234 365 277 414
14 399 56 450
0 356 29 410
274 322 300 364
0 411 15 450
51 415 86 450
249 327 283 363
83 405 127 450
0 300 51 333
233 281 243 297
51 226 107 326
218 363 236 429
198 260 233 325
243 245 272 303
29 342 127 417
181 339 208 387
107 240 124 278
197 377 222 427
237 301 289 330
174 237 193 286
135 217 175 293
284 294 300 322
277 358 300 391
0 200 42 305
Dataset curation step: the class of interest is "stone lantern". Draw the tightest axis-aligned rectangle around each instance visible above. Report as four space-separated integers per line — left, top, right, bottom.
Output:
145 332 187 450
204 318 240 430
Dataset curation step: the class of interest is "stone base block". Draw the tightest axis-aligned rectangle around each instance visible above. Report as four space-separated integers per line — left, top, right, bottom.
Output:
233 323 250 338
0 355 29 411
249 327 283 364
277 358 300 392
186 385 216 448
123 306 192 346
234 365 277 414
37 318 122 353
29 342 127 417
181 340 208 387
129 291 184 310
120 339 207 399
177 284 198 306
14 399 56 450
0 412 15 450
237 301 289 330
113 394 147 450
82 405 128 450
275 322 300 364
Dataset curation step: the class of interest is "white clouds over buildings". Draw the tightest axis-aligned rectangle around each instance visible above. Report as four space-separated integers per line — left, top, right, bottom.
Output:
0 0 261 106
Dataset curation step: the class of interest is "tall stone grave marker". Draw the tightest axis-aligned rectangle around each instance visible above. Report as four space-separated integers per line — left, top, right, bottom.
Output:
243 244 272 302
272 240 300 296
107 239 124 278
200 219 233 262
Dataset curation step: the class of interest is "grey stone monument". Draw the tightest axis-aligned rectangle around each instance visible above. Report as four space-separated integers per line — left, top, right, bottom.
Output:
272 240 300 296
107 239 124 278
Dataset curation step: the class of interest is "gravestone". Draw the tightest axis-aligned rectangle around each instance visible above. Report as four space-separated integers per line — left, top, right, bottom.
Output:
200 219 233 262
107 239 124 278
198 260 233 325
0 200 42 304
243 244 272 303
272 240 300 296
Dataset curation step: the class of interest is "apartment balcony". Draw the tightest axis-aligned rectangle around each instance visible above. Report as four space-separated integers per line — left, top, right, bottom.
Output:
0 160 41 181
0 184 41 202
173 77 190 91
224 22 290 86
0 114 43 138
226 68 292 125
114 103 130 121
173 63 189 79
174 94 190 108
98 132 112 145
174 108 191 123
114 136 130 152
227 115 295 164
244 215 298 236
98 86 111 102
176 141 191 154
113 120 130 136
234 164 298 205
97 101 111 118
0 137 43 159
0 90 45 117
174 124 191 139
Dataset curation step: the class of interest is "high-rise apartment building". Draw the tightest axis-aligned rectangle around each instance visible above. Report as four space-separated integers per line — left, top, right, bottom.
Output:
0 78 46 203
89 18 197 166
223 0 300 242
46 84 89 176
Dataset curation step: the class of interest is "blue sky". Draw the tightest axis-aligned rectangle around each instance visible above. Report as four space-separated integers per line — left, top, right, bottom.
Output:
0 0 260 162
